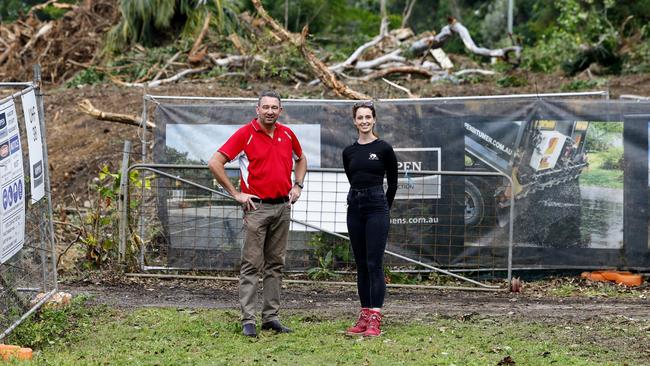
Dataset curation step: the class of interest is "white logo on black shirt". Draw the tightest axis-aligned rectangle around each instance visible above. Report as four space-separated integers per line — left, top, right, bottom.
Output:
369 153 379 160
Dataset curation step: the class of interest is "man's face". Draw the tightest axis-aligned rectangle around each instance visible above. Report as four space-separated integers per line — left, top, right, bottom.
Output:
256 96 282 126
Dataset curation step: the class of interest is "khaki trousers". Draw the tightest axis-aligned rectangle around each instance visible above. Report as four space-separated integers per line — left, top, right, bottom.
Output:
239 203 290 325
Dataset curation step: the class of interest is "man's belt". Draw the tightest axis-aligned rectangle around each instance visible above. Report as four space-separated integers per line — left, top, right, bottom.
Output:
250 196 289 204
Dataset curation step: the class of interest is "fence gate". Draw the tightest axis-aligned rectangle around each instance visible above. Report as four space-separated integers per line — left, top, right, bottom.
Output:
0 68 57 340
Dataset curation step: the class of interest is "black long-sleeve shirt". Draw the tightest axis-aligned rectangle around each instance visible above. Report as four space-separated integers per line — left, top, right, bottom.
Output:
342 139 398 208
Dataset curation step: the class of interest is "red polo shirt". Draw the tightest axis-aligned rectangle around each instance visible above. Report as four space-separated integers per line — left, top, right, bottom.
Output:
218 118 303 199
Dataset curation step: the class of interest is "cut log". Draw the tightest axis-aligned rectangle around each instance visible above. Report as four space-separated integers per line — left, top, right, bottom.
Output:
430 48 453 69
78 99 155 129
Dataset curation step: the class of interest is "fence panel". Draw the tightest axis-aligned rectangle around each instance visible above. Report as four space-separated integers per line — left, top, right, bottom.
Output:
0 79 57 340
126 164 512 287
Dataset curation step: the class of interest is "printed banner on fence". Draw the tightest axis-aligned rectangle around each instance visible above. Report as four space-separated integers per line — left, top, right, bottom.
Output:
0 99 26 263
153 98 650 269
21 90 45 203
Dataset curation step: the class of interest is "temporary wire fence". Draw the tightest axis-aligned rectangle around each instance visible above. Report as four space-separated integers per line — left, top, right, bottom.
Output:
122 163 512 289
0 74 57 340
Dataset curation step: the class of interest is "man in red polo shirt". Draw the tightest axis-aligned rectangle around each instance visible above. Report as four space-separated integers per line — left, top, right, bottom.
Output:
208 90 307 337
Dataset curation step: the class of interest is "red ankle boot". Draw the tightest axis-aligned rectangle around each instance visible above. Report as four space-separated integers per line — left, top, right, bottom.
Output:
363 310 382 337
345 308 370 335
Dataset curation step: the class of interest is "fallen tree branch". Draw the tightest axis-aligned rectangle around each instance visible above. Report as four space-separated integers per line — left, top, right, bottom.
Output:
410 17 522 64
0 42 16 65
65 59 132 71
453 68 496 77
78 99 155 129
228 33 247 55
28 0 77 16
208 54 267 67
428 68 496 84
112 66 209 88
152 51 181 82
19 21 54 57
251 0 370 99
189 12 211 57
450 20 521 61
251 0 297 44
360 65 434 81
296 27 371 99
329 33 387 73
382 77 417 98
354 49 406 70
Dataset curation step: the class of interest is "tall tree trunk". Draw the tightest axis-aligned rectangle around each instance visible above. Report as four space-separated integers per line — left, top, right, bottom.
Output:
379 0 388 36
284 0 289 29
401 0 417 29
449 0 461 21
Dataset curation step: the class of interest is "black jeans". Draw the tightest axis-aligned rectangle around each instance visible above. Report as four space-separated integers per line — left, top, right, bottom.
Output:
346 185 389 308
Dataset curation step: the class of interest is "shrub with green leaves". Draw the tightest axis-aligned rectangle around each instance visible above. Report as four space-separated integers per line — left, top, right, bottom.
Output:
598 147 624 170
72 165 151 269
65 67 106 88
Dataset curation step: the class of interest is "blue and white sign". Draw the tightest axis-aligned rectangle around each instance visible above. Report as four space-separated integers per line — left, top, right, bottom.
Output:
21 90 45 203
0 98 25 264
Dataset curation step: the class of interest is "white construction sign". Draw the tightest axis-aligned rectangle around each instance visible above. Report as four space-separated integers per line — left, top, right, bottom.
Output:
21 90 45 203
0 99 26 263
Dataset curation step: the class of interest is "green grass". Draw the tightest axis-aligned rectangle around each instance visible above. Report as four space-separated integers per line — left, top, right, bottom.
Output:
7 300 649 366
580 151 623 189
548 283 639 298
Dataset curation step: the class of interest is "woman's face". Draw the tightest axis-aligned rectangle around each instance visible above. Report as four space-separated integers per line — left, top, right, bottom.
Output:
354 107 375 134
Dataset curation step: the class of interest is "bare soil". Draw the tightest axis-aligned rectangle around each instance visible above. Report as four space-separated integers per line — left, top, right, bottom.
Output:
60 275 650 323
43 73 650 206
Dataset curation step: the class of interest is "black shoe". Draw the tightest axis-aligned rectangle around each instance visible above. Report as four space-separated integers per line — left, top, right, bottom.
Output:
261 320 293 333
242 323 257 337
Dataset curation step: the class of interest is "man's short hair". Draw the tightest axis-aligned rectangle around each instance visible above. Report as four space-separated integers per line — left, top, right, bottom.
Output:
258 90 282 106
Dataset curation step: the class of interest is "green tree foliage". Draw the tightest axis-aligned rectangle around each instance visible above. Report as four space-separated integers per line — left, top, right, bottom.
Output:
244 0 400 44
0 0 29 22
0 0 45 22
521 0 650 74
105 0 243 53
98 0 649 75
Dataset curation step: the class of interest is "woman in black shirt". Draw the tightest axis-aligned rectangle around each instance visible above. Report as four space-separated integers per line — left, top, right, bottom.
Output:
342 101 398 337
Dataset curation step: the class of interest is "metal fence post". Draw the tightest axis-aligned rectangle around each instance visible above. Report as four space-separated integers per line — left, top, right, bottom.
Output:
118 140 132 263
33 64 57 291
138 96 148 269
